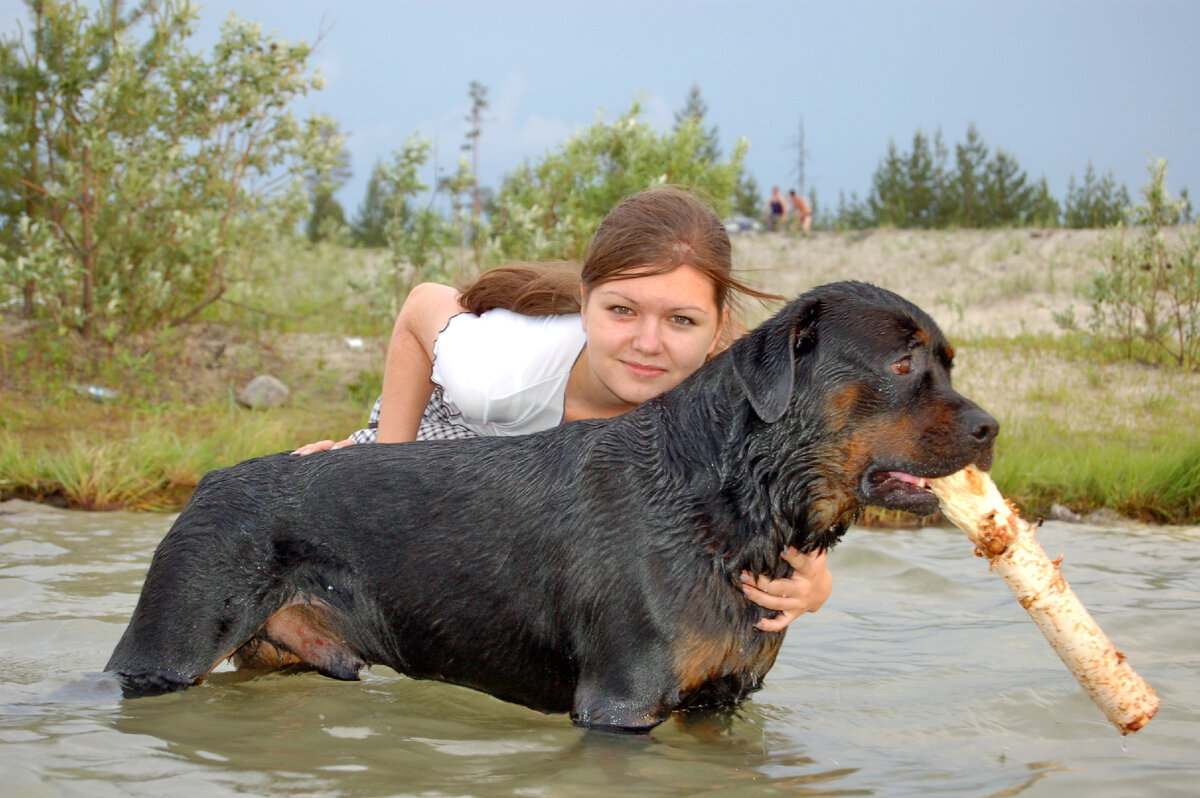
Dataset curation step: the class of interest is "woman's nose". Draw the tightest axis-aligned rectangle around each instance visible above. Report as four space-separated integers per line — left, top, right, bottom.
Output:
631 319 663 353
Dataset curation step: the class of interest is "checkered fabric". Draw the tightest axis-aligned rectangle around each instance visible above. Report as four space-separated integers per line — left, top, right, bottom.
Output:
347 386 481 444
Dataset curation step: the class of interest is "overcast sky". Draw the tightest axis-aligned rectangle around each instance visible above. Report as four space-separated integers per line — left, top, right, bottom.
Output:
6 0 1199 218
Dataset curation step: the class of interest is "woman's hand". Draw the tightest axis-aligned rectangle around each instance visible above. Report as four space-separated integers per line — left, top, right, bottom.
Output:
741 548 832 632
292 438 356 456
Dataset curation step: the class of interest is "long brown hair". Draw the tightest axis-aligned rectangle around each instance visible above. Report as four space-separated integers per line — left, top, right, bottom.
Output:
459 186 781 326
458 261 582 316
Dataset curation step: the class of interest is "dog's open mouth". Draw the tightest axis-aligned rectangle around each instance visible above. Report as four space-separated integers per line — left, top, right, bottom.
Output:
863 469 941 515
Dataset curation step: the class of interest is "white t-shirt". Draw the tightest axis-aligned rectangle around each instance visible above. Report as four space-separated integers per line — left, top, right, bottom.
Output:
428 309 587 436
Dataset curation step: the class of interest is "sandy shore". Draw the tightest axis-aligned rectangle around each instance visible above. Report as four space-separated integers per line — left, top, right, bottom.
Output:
731 227 1105 337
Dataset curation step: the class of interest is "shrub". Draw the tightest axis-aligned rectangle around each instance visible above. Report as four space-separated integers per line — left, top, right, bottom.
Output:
1081 157 1200 369
488 102 745 261
0 0 342 339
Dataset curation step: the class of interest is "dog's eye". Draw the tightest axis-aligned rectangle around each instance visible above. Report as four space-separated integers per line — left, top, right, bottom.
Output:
892 355 912 375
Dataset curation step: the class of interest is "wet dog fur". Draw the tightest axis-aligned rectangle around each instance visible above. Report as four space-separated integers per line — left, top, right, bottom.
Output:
105 281 998 731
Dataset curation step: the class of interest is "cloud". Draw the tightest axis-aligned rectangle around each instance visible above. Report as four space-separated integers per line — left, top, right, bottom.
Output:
476 72 574 182
311 52 342 88
337 73 696 199
638 92 675 132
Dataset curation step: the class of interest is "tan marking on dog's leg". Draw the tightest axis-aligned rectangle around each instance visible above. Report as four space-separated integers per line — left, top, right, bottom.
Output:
232 637 305 671
232 598 365 680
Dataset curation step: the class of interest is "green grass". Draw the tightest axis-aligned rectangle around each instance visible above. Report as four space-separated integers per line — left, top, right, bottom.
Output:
992 423 1200 523
0 400 366 510
4 360 1196 522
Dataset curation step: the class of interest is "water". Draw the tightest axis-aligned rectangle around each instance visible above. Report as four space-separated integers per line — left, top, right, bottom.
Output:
1 498 1197 797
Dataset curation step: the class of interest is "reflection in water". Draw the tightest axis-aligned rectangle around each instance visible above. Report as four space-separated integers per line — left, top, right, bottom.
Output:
1 498 1197 797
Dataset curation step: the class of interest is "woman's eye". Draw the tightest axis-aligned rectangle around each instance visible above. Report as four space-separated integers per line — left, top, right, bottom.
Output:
669 315 695 326
609 305 633 316
892 355 913 375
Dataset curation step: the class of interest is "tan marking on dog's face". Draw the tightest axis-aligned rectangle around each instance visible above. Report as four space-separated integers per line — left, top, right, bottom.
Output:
815 410 928 499
824 382 864 433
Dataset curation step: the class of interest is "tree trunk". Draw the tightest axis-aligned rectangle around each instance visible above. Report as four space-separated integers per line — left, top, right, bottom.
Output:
79 147 96 337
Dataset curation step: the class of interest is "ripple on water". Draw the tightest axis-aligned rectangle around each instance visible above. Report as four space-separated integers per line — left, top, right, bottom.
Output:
0 507 1196 797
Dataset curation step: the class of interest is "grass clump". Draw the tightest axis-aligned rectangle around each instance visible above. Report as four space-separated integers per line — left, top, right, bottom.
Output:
0 401 366 510
992 423 1200 524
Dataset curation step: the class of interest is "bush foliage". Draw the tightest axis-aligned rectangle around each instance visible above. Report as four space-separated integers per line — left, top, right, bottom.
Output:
488 102 745 262
0 0 343 339
1077 158 1200 369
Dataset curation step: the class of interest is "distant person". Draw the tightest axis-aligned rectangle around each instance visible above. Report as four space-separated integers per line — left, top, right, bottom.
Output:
789 189 812 234
764 186 787 232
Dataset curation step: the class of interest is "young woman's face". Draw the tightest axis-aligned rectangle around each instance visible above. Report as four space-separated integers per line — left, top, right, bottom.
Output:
579 265 724 408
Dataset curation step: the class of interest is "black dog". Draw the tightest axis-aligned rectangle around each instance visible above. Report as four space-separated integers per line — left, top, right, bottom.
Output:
106 281 997 731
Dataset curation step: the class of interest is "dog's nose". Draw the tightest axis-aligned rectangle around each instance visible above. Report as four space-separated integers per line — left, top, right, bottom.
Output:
965 408 1000 447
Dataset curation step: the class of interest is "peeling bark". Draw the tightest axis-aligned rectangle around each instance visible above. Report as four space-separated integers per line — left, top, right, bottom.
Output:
930 466 1160 735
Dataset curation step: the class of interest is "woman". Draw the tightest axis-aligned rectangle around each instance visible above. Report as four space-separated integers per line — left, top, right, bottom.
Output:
298 186 832 630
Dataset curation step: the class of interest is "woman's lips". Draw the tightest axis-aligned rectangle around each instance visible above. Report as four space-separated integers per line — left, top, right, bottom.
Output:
620 360 668 379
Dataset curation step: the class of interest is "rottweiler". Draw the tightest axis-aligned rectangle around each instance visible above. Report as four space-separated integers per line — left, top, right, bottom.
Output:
106 281 998 731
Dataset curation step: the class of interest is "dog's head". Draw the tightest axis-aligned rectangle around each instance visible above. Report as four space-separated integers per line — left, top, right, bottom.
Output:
732 281 998 521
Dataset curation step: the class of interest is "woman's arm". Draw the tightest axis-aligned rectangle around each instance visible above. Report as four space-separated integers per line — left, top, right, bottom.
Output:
741 549 833 632
293 283 465 453
375 282 465 443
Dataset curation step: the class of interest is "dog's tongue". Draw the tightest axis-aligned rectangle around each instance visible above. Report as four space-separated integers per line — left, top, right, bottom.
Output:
889 471 929 488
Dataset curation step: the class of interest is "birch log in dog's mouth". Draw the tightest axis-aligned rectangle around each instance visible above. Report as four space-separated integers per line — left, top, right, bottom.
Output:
930 465 1160 735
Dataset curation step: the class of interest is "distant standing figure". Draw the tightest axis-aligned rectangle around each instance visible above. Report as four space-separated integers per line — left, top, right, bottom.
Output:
764 186 787 232
789 189 812 234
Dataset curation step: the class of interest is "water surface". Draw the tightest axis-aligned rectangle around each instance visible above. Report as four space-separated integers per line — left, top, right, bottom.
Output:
1 500 1196 796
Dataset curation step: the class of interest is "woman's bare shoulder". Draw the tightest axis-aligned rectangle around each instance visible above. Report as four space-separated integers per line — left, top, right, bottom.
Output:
400 283 468 349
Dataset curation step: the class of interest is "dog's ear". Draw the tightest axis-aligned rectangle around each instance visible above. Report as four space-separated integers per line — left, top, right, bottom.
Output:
732 297 820 423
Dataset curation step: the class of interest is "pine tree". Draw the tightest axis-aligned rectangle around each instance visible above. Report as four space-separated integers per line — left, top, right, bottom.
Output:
351 161 392 247
733 172 761 218
984 148 1034 226
1028 176 1062 228
306 186 347 243
462 80 489 242
305 122 352 243
673 83 721 164
905 129 940 228
1064 160 1130 228
869 139 907 227
947 122 989 228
